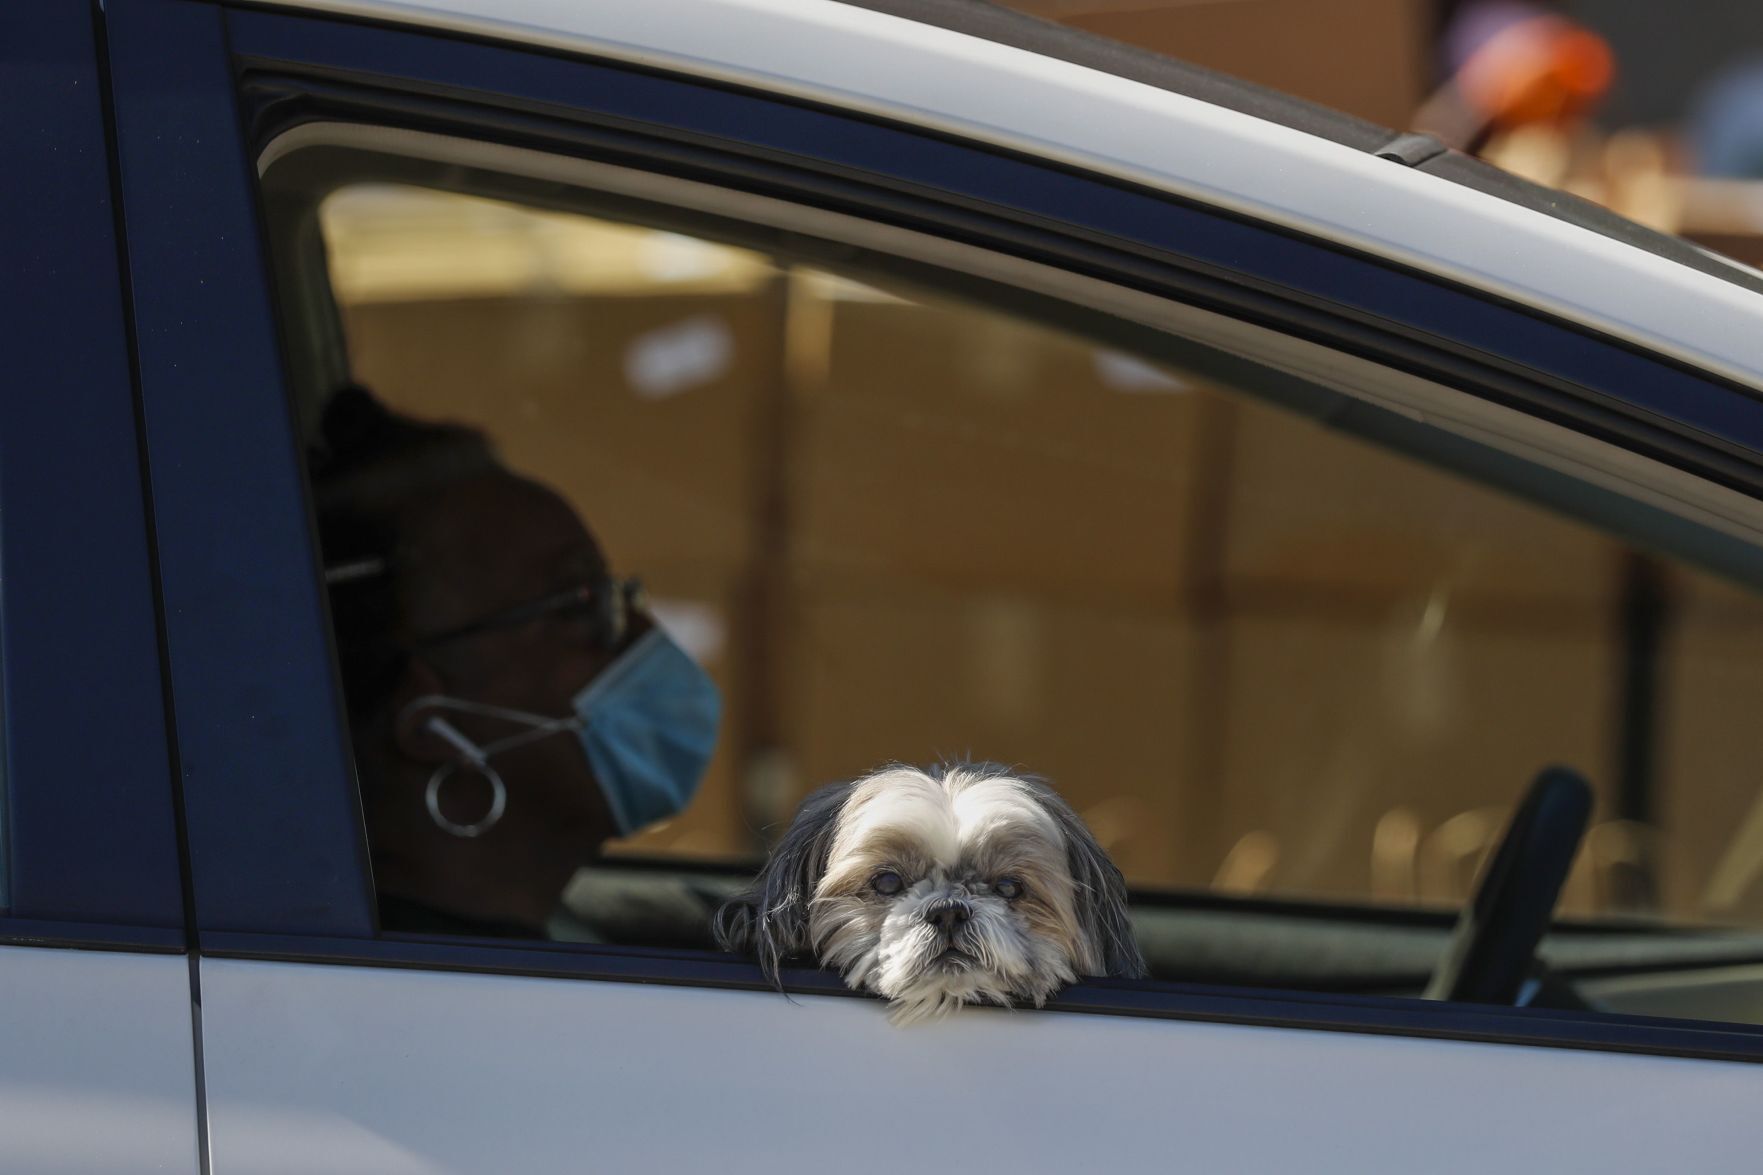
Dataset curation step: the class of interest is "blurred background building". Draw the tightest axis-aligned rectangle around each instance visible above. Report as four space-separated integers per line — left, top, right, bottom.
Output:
1007 0 1763 264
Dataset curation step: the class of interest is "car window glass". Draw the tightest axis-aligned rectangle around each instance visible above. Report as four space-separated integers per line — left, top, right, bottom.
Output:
263 159 1763 1025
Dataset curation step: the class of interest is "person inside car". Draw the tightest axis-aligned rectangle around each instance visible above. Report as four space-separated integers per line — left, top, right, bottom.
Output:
312 386 721 938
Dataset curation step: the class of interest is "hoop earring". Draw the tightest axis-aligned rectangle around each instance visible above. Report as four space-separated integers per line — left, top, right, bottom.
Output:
421 716 507 838
425 760 508 838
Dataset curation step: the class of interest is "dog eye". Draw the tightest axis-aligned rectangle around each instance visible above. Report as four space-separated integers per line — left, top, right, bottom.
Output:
993 878 1024 900
871 870 905 896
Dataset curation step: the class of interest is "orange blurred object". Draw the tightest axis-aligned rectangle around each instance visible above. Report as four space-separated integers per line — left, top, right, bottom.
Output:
1457 15 1614 129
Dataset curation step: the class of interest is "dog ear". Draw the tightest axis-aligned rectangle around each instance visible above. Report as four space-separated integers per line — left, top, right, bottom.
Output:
1024 779 1148 979
713 780 855 986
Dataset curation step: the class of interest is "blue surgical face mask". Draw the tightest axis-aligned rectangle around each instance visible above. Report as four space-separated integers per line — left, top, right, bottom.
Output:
570 627 720 835
402 626 720 837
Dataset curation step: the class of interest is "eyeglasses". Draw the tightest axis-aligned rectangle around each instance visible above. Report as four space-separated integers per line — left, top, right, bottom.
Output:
411 574 643 653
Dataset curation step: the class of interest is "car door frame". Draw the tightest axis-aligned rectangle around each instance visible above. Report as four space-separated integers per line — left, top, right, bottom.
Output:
0 0 186 949
0 4 200 1171
106 0 1763 1065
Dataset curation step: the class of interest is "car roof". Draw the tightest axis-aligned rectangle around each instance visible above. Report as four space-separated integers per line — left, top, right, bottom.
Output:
273 0 1763 391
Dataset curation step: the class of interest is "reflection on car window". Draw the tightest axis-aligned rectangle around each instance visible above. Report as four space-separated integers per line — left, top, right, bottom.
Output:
264 160 1763 1024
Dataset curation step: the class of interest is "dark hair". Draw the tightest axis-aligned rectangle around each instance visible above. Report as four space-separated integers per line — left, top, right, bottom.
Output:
311 386 499 723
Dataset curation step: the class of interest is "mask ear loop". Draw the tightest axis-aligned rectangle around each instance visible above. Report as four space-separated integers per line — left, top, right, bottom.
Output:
423 716 508 839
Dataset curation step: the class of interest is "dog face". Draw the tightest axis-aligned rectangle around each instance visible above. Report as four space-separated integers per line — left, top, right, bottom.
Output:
716 763 1146 1023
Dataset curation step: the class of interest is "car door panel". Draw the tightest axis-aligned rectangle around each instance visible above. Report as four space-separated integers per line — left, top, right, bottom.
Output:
0 949 198 1174
200 957 1763 1172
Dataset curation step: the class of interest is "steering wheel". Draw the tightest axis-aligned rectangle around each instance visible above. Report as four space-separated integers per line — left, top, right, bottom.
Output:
1424 766 1593 1005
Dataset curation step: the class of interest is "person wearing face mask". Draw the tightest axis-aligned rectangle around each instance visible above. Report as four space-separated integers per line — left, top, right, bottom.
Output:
313 386 720 938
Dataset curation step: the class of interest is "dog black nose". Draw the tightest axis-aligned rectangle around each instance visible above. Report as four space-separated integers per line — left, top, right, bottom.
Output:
925 899 971 932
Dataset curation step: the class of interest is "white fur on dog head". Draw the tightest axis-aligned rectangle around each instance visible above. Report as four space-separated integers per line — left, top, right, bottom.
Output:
715 763 1145 1023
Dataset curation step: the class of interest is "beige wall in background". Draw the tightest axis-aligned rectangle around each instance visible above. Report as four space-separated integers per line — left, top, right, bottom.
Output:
1005 0 1428 129
339 272 1722 912
325 168 1763 922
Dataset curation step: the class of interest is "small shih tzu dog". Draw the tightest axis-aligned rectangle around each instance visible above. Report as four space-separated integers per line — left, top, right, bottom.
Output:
715 762 1146 1023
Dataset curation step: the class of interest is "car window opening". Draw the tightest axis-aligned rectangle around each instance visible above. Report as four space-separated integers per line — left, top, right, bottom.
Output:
260 135 1763 1031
